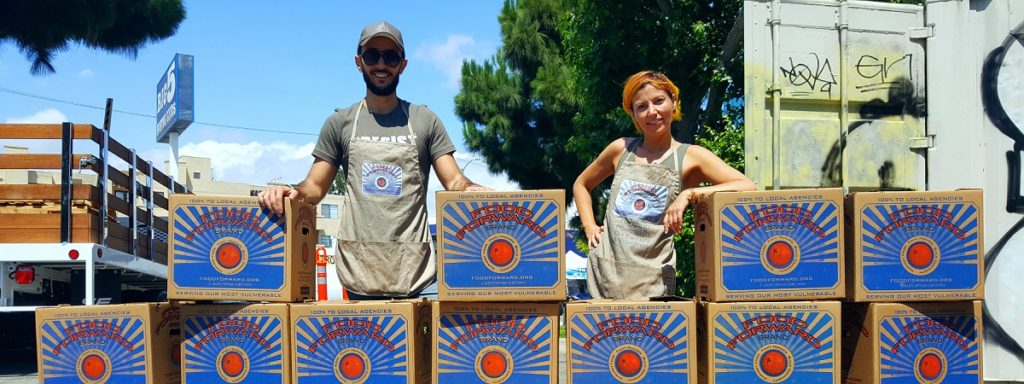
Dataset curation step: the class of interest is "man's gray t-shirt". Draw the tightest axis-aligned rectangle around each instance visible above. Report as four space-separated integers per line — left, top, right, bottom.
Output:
312 99 456 182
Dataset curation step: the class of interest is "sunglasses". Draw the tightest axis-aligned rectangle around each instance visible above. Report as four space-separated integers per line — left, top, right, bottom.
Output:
360 49 403 67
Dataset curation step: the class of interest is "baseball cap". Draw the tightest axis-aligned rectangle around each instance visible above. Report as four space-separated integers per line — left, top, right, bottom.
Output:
359 21 404 54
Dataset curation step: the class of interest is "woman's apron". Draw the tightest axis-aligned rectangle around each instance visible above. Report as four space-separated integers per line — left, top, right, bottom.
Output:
336 100 434 296
587 138 688 299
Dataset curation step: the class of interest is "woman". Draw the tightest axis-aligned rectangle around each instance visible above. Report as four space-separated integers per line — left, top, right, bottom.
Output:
573 71 755 299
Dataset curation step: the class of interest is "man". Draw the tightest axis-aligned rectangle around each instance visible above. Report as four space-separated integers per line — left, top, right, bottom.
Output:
258 21 488 299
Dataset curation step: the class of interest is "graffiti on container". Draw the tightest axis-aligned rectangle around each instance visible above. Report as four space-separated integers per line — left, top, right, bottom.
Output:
980 19 1024 364
780 53 837 97
855 54 913 93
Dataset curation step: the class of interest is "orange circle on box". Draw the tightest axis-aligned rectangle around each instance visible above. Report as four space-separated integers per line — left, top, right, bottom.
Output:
474 346 514 383
81 354 106 381
488 240 515 267
340 353 366 380
216 242 243 269
901 237 941 276
615 349 643 378
907 242 934 269
221 351 245 378
919 353 942 380
481 234 521 274
760 350 788 377
481 351 508 379
766 241 794 269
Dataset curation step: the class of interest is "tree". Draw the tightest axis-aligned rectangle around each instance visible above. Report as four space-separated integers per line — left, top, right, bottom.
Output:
0 0 185 75
328 172 346 195
455 0 584 198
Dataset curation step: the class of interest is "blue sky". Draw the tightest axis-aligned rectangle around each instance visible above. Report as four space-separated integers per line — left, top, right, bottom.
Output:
0 1 518 215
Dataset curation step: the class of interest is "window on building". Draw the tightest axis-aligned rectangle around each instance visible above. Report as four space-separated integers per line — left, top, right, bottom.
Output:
114 190 130 202
321 204 338 219
319 234 332 247
193 171 201 180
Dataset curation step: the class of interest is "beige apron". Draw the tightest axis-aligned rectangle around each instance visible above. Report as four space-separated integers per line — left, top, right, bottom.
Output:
587 138 687 299
336 100 434 296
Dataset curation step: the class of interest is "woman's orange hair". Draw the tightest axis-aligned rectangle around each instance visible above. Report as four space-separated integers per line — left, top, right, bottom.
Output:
621 71 681 131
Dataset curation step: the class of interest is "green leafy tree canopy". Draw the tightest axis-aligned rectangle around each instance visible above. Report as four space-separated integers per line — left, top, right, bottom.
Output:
0 0 185 75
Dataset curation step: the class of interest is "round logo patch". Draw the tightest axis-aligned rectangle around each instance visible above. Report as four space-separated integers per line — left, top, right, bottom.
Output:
901 236 941 276
210 238 248 276
481 234 521 274
760 236 800 275
753 344 794 383
77 350 111 384
609 345 649 383
216 346 250 383
475 346 513 383
914 348 947 384
334 348 371 384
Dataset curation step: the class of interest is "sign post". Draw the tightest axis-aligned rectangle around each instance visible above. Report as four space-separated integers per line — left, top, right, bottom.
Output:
156 53 194 182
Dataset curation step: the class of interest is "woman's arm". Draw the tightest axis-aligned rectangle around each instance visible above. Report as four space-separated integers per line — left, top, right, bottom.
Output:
573 138 627 247
663 145 756 233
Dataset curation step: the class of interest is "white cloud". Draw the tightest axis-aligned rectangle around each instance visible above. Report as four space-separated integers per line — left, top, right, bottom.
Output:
168 140 316 185
78 69 94 78
5 108 68 124
414 34 478 88
0 108 72 154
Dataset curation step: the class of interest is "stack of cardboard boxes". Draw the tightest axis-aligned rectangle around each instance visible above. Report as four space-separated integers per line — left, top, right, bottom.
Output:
842 190 985 384
434 190 566 384
695 189 846 384
167 195 316 384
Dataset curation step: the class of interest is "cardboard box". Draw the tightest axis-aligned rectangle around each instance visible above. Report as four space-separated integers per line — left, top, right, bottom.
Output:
436 190 566 301
290 300 431 384
168 195 316 302
36 302 181 384
433 301 559 384
181 303 291 384
695 189 845 302
845 190 984 302
565 298 696 384
842 301 983 384
699 301 841 384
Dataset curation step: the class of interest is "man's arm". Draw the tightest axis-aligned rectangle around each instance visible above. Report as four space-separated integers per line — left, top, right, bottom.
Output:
433 153 490 191
258 158 338 215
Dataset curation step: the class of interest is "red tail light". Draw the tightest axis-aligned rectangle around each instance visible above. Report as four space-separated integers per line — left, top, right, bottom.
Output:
14 264 34 285
68 249 80 260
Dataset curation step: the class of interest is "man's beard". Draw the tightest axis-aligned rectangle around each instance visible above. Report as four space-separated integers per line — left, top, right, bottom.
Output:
362 71 400 96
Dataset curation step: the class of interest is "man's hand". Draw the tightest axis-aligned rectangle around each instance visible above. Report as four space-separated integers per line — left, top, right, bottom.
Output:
465 184 492 192
258 185 299 216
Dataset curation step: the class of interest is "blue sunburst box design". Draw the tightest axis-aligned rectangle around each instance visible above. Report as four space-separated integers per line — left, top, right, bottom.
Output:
291 301 427 384
436 190 566 301
36 304 180 384
845 302 982 384
850 190 984 301
37 314 147 384
707 302 840 384
182 304 288 384
433 302 559 384
169 195 317 302
566 301 696 384
696 189 845 302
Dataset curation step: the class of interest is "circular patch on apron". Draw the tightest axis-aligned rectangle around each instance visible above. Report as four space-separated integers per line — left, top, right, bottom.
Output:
609 345 649 383
481 234 521 274
216 346 250 383
77 349 111 383
475 346 514 383
760 236 801 275
901 236 941 276
334 348 371 384
753 344 794 383
914 348 947 384
210 238 248 276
